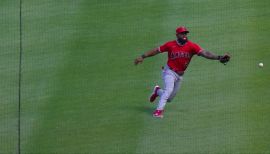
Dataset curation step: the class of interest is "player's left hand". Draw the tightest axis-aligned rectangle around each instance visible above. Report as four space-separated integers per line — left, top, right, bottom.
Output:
219 53 230 65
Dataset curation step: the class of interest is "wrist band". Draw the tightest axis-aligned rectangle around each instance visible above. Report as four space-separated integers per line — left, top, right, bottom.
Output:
141 54 146 59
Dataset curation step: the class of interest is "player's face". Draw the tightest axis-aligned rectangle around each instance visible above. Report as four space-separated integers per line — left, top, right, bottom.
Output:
176 32 188 44
176 32 188 41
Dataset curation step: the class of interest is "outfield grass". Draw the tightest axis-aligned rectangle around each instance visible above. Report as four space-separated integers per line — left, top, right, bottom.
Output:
0 1 19 153
1 0 270 153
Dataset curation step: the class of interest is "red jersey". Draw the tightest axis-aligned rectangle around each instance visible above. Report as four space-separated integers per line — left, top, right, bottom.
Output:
158 40 203 72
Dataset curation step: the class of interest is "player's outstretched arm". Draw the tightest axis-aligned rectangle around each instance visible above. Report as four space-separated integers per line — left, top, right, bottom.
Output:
134 48 160 65
198 50 220 60
198 50 230 65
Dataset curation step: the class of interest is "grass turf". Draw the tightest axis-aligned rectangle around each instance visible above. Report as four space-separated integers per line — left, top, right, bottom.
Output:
0 1 20 153
0 0 270 153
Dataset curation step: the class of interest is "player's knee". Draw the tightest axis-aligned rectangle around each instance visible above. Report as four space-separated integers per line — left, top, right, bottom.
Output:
164 88 174 96
167 88 174 94
167 93 177 102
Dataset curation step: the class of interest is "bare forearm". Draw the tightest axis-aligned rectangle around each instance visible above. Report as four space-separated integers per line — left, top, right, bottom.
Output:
198 50 220 60
134 48 160 65
141 48 160 58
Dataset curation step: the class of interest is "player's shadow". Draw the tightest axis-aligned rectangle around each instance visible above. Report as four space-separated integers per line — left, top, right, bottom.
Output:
120 102 154 116
133 105 154 116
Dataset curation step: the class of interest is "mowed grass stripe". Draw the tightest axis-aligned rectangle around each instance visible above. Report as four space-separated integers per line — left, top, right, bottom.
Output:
0 1 20 153
21 1 86 152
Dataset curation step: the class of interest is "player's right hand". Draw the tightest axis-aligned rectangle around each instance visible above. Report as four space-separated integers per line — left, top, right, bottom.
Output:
134 56 144 65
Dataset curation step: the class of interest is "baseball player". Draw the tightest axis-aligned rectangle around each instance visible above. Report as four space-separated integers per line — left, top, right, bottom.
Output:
134 26 230 118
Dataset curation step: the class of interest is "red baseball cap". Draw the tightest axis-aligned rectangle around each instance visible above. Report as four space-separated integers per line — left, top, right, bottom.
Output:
176 26 189 34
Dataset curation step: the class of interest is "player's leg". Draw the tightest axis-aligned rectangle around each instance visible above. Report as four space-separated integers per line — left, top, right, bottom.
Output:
153 72 176 118
156 73 176 110
157 88 164 96
149 68 165 102
167 76 183 102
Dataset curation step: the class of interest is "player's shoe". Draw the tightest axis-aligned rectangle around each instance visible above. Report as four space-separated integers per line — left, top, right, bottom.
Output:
153 110 164 118
149 85 160 102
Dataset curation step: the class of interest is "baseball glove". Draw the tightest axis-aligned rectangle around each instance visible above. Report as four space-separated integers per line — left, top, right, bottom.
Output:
219 54 230 64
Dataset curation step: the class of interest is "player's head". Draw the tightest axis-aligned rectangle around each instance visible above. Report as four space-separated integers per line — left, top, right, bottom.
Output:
176 26 189 44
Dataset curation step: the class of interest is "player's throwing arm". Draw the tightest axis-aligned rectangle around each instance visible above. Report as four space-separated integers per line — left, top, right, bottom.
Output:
134 48 160 65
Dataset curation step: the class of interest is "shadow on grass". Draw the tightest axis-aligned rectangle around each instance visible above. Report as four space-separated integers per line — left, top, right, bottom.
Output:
134 105 154 115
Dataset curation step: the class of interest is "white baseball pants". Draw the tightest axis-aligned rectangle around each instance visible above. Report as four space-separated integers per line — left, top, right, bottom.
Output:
156 65 183 110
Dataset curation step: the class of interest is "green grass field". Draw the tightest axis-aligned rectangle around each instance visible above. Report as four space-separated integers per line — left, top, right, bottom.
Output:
1 0 270 153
